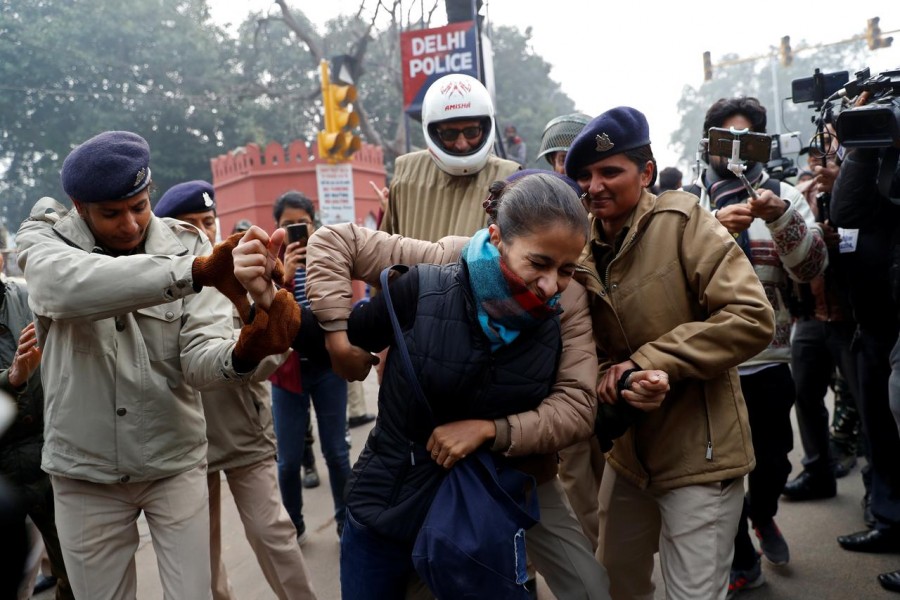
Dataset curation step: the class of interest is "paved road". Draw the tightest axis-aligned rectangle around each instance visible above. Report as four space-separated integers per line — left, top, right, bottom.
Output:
33 378 900 599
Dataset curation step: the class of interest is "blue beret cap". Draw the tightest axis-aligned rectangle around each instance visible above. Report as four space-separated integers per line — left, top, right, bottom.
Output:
154 180 216 218
506 168 582 197
565 107 651 179
61 131 151 202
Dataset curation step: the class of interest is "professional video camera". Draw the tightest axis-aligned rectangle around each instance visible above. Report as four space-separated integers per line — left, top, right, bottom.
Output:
792 67 900 149
835 67 900 149
792 66 900 197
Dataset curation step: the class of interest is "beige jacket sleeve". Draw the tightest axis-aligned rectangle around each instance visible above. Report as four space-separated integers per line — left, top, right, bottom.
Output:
307 223 599 456
493 280 598 457
305 223 468 330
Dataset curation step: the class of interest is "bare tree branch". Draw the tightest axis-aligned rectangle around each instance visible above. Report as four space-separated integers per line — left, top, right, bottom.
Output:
424 0 439 27
274 0 324 61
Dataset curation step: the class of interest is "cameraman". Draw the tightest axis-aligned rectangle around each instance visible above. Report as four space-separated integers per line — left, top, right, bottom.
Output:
783 121 860 502
688 96 828 594
830 138 900 593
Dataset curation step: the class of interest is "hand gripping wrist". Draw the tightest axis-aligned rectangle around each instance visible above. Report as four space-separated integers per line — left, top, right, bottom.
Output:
191 232 252 321
233 288 301 365
616 368 641 402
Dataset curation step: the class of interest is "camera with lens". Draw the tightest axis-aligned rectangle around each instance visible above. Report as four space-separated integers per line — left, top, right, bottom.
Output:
834 67 900 149
767 133 801 181
792 67 900 150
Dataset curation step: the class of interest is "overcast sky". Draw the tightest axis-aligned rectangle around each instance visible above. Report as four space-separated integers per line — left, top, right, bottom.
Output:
210 1 899 172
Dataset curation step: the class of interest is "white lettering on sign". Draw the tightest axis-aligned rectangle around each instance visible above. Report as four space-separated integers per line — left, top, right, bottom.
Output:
408 52 474 78
411 31 466 56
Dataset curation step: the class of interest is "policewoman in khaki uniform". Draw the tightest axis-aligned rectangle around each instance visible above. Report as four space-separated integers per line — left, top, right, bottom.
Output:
564 108 775 600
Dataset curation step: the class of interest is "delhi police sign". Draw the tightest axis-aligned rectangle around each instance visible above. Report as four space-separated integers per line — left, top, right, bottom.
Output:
401 21 479 117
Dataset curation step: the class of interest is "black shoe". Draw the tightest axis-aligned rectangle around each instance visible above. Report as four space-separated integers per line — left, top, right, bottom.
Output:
838 528 900 553
879 570 900 593
33 575 58 594
832 446 857 479
833 458 856 479
782 471 836 501
302 465 320 489
348 413 376 428
863 492 876 528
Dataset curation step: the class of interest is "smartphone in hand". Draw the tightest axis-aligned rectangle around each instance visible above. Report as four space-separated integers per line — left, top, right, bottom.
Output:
285 223 309 247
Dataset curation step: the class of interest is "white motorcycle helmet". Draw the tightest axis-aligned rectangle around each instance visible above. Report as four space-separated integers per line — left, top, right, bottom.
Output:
421 73 496 176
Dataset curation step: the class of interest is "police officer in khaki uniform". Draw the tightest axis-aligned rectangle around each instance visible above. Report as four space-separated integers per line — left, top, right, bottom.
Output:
154 181 316 600
16 131 296 600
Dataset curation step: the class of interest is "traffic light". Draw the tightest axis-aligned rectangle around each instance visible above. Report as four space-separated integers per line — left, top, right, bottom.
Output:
317 59 361 162
446 0 483 24
866 17 894 50
779 36 792 67
703 51 713 82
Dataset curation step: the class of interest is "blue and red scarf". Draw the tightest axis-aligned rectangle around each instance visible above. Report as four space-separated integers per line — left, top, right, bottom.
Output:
461 229 562 352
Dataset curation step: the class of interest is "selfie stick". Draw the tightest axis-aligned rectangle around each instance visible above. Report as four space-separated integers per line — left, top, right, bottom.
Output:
726 128 759 200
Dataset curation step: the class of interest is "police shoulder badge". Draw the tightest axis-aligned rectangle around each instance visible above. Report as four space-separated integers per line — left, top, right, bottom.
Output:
133 167 147 187
595 133 615 152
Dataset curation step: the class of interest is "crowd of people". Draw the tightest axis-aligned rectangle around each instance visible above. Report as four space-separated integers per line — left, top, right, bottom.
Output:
2 68 900 600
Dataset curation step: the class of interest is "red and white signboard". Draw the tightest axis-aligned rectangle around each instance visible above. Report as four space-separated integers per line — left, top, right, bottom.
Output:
400 21 479 116
316 163 355 225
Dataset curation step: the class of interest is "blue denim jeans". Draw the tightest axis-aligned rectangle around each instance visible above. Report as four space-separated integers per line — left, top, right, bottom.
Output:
340 509 414 599
271 361 351 532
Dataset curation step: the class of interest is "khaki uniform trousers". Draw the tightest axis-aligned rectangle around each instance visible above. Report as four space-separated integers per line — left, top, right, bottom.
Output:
52 464 211 600
596 468 744 600
558 437 606 551
208 457 316 600
346 380 368 419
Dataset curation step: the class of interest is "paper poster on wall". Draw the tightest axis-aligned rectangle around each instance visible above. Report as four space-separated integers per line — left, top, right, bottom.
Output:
316 163 355 225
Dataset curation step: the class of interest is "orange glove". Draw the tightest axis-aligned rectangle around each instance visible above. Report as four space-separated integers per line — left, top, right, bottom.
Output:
193 232 286 323
233 289 301 365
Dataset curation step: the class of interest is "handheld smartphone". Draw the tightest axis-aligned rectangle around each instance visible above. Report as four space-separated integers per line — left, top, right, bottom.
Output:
286 223 309 247
707 127 773 164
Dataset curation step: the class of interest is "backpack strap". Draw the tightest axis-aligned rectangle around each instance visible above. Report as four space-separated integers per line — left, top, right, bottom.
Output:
379 265 432 418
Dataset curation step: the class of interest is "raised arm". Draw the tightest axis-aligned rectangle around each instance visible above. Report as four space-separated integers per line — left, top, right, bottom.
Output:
305 223 467 330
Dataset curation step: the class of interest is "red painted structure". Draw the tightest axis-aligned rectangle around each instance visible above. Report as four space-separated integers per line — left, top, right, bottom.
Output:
210 140 386 235
210 140 386 301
